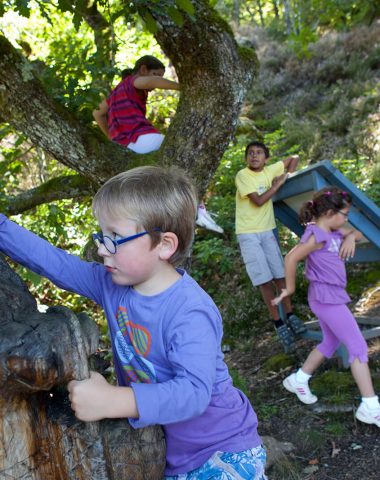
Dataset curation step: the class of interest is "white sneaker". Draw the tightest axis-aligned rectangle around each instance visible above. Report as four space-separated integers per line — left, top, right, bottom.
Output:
355 402 380 427
283 373 318 405
196 204 224 234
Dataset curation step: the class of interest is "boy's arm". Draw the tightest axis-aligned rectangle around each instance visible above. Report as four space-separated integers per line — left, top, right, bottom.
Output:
68 372 139 422
247 172 288 206
133 76 180 91
128 305 220 428
272 235 320 305
69 302 218 425
339 227 363 260
283 154 299 173
0 214 107 304
92 99 109 138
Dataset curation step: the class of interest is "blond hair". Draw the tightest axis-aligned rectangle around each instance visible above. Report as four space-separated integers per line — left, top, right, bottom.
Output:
92 166 198 265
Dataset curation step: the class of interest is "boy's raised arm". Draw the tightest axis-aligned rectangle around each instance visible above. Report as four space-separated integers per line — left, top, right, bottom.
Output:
247 172 288 206
283 154 299 173
0 214 106 305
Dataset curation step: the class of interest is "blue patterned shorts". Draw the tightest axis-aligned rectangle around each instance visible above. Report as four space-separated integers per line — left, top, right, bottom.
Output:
165 445 267 480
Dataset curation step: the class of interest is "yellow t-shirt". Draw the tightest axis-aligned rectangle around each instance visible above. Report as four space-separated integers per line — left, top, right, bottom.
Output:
235 161 285 234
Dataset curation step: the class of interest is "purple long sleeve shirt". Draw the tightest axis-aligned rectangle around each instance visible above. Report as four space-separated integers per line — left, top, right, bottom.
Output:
0 215 261 475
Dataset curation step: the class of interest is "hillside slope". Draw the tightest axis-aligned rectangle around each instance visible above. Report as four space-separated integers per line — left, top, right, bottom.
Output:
237 21 380 201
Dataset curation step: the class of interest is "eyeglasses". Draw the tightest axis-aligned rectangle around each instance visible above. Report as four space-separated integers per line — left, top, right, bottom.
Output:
92 228 161 254
337 210 349 219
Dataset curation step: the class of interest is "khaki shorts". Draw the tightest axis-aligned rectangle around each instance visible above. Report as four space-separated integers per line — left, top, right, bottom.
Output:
237 231 285 286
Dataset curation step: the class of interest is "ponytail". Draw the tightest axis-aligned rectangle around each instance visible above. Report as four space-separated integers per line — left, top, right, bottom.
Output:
121 68 133 79
299 201 315 225
299 187 352 224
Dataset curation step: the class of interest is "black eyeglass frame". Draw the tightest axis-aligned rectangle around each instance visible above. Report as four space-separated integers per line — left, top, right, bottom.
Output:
336 209 349 219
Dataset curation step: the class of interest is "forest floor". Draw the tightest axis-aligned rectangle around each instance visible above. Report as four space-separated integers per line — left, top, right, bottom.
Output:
224 287 380 480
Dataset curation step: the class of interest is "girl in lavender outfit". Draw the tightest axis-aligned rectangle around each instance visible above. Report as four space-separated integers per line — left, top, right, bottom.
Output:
272 186 380 427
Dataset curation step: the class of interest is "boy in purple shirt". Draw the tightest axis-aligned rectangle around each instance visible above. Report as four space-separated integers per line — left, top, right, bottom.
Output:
273 187 380 427
0 166 267 478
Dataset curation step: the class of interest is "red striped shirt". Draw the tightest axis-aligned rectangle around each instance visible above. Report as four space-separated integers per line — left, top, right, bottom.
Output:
107 75 159 146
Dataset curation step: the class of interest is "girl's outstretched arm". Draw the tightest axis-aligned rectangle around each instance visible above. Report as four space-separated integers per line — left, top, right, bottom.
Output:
92 99 109 138
272 234 321 305
339 227 363 260
133 76 180 91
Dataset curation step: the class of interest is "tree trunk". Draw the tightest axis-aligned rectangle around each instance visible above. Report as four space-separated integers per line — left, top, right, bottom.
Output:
0 395 165 480
282 0 295 35
145 0 258 195
272 0 280 19
257 0 265 27
0 257 166 479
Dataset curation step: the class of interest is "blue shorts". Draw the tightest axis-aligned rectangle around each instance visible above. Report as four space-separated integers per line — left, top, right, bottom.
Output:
165 445 267 480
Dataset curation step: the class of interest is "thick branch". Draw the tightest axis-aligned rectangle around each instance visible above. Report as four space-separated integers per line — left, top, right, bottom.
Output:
1 175 94 215
0 34 148 187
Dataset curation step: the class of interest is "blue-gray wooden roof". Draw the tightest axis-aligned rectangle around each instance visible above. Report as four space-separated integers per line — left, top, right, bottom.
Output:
273 160 380 262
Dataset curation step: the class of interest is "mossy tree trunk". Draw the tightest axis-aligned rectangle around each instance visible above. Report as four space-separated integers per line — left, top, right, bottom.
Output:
0 0 257 202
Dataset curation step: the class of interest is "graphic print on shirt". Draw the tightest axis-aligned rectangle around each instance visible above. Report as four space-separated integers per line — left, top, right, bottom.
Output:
327 238 342 254
114 306 157 384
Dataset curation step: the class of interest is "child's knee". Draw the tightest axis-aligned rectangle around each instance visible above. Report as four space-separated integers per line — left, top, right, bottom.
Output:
317 339 340 358
347 339 368 364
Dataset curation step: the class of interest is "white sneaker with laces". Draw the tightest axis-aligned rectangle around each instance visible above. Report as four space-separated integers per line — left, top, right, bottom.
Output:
283 373 318 405
355 402 380 427
196 204 224 234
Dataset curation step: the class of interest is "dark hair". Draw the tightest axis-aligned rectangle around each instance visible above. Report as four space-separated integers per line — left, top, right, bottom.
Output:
299 187 352 225
245 141 270 159
121 55 165 79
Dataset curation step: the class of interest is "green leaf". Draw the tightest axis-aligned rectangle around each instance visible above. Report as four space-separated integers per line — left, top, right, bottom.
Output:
175 0 195 16
142 11 158 34
72 11 83 31
23 269 42 287
15 0 30 18
167 7 184 27
57 0 74 13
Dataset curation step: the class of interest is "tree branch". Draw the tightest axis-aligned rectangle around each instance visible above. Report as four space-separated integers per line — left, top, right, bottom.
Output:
0 1 258 199
1 175 95 215
0 34 145 187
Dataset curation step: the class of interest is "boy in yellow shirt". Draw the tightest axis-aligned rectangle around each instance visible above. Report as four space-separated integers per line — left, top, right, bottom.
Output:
235 141 305 352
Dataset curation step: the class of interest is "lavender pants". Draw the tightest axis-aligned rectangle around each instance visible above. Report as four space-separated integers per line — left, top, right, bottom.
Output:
309 300 368 364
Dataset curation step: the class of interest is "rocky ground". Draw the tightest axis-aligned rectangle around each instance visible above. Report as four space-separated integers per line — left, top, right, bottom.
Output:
224 287 380 480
